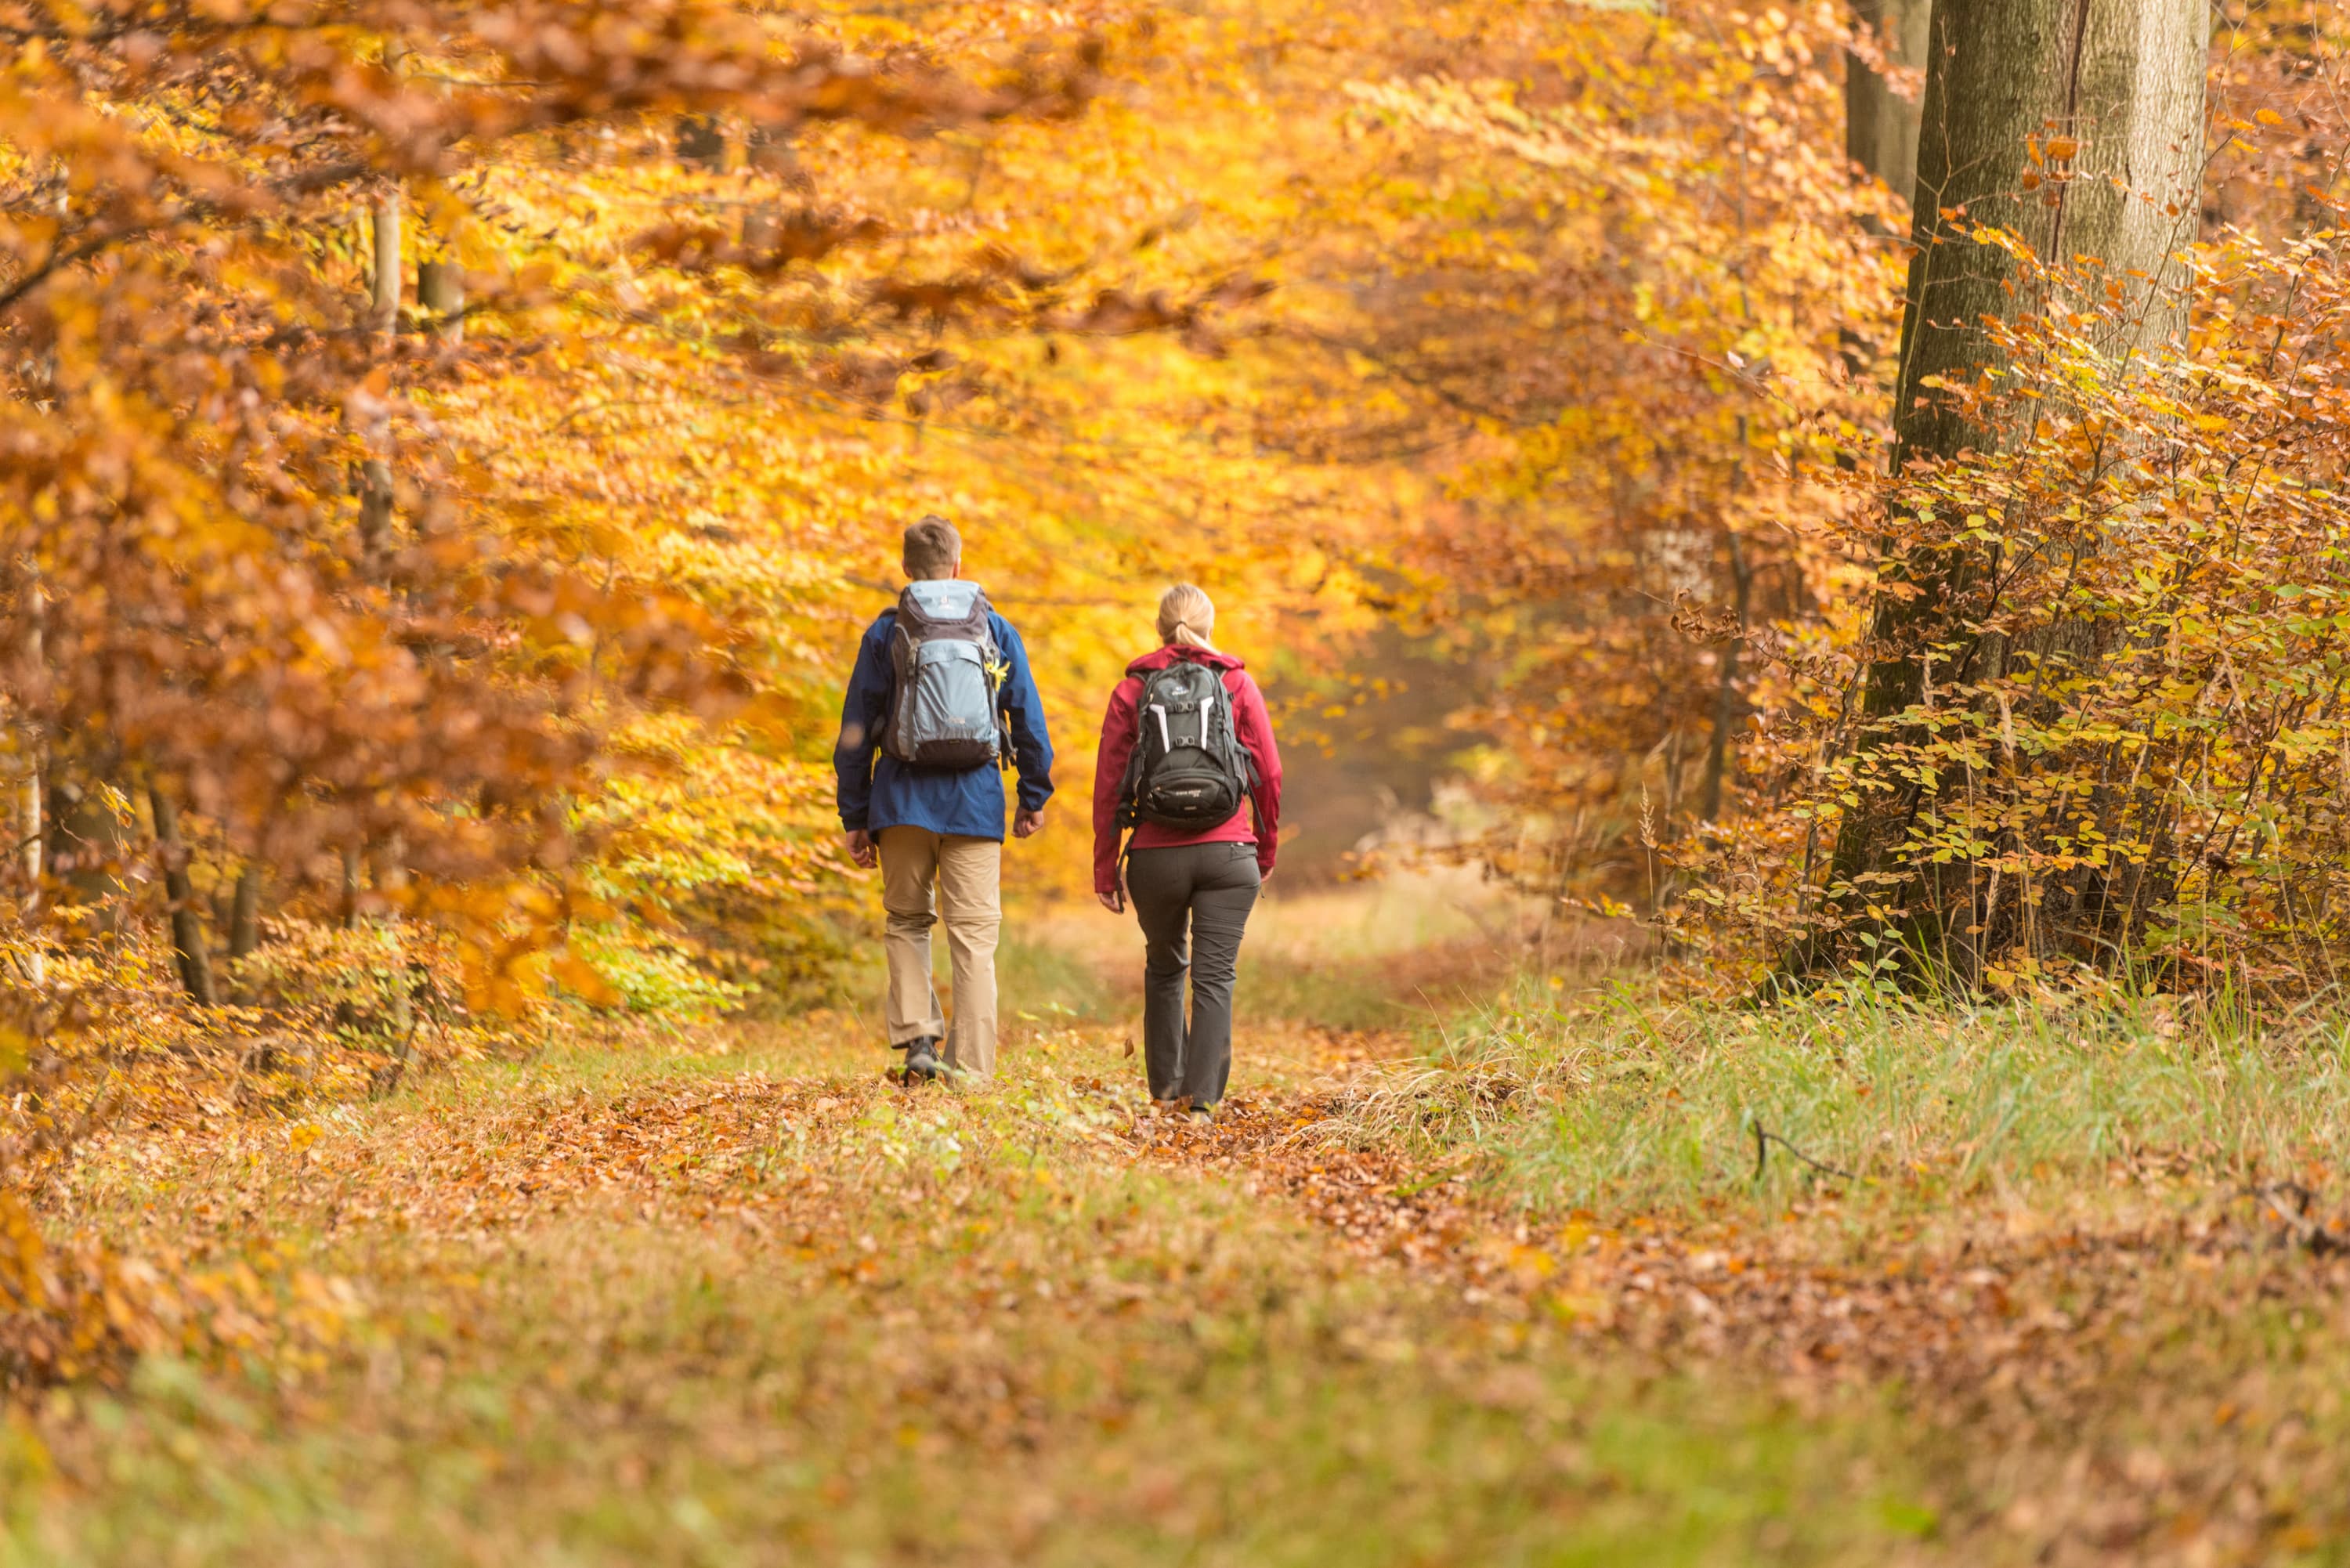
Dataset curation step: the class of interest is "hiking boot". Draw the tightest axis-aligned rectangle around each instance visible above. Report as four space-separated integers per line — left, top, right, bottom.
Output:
897 1037 943 1083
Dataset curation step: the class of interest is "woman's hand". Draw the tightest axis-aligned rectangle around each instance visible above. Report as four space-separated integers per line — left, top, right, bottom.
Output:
1097 887 1124 915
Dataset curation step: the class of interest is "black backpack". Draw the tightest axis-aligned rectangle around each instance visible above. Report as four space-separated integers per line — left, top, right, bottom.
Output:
1118 661 1253 829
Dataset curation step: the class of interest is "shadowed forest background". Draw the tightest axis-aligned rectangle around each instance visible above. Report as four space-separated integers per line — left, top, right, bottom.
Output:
3 1 2350 1563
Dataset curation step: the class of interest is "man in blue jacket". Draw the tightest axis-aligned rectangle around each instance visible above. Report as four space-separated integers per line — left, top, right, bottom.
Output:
835 515 1054 1084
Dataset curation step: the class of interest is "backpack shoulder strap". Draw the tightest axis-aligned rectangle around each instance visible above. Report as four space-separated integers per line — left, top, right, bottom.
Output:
1212 667 1256 787
876 609 913 758
1115 674 1153 828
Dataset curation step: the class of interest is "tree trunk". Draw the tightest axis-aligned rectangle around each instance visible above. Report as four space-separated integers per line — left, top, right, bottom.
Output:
1820 0 2207 966
51 771 128 934
370 190 401 333
359 190 401 562
227 864 262 960
370 836 412 1040
1698 528 1752 826
150 783 216 1007
1700 418 1755 826
418 258 463 345
228 862 262 958
1890 0 2204 474
677 114 727 169
17 580 39 988
1844 0 1931 203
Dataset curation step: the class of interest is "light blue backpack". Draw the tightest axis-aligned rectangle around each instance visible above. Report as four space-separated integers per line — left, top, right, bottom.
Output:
880 580 1006 769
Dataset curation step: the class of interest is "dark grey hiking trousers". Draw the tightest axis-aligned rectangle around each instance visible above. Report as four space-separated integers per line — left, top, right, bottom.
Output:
1125 840 1262 1107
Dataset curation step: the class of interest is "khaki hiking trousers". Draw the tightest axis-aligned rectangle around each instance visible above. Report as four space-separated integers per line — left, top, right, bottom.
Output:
878 826 1001 1081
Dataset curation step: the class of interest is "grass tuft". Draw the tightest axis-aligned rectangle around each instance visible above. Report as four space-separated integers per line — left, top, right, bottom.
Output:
1325 980 2350 1219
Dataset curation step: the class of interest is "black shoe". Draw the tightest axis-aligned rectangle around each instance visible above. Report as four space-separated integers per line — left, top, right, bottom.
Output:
898 1038 943 1082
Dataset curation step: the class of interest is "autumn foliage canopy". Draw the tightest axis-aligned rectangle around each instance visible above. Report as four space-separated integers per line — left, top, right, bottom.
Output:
0 0 2342 1068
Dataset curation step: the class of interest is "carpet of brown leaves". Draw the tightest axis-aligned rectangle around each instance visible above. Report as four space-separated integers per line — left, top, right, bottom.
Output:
12 1007 2350 1564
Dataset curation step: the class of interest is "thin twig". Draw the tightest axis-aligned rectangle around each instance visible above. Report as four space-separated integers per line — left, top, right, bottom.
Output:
1752 1120 1858 1183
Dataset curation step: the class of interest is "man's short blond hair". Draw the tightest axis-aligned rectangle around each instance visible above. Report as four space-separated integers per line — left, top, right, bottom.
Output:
903 515 962 580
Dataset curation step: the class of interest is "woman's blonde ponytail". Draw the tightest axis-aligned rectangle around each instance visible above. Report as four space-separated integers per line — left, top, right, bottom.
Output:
1156 583 1217 651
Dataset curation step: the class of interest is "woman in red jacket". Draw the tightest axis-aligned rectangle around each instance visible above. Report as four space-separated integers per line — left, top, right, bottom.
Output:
1093 583 1282 1122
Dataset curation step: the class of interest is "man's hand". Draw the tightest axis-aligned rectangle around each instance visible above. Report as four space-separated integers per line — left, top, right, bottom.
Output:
844 828 877 869
1012 807 1046 840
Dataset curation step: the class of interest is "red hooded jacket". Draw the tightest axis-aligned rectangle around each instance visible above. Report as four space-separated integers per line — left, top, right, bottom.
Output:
1092 646 1282 897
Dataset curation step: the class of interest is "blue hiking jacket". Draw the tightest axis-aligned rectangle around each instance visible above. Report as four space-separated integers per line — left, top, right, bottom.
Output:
833 596 1054 840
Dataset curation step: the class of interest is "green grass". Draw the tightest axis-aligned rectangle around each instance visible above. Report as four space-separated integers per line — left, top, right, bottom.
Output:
993 930 1122 1023
1336 981 2350 1219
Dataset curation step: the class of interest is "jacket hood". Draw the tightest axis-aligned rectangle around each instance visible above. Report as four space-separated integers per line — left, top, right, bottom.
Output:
1126 645 1246 677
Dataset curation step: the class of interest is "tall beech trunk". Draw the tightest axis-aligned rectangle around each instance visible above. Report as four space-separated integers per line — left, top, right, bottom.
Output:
1891 0 2204 472
1844 0 1930 202
1697 529 1752 825
418 258 463 345
226 860 263 1006
1819 0 2206 972
358 190 401 563
150 784 216 1006
347 189 412 1017
370 837 413 1041
1699 419 1755 826
228 864 262 960
52 771 128 934
676 114 727 169
17 580 39 987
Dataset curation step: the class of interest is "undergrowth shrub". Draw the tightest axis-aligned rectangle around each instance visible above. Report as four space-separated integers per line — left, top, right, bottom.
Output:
0 919 535 1391
1671 193 2350 997
0 1194 364 1394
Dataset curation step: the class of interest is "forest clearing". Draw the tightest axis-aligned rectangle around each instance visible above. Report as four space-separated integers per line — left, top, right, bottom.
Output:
4 0 2350 1562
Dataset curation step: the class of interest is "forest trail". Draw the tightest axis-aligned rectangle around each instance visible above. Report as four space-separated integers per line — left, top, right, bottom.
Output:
12 891 2350 1566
